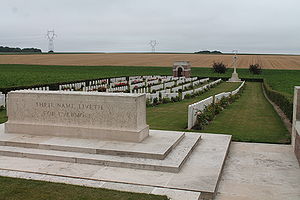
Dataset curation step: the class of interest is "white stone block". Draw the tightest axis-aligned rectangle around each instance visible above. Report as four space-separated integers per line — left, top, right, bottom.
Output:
5 91 149 142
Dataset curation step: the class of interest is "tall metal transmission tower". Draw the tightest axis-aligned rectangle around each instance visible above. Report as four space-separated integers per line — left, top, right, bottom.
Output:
46 30 57 52
149 40 158 53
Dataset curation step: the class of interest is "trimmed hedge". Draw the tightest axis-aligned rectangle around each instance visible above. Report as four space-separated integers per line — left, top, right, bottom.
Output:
263 79 293 122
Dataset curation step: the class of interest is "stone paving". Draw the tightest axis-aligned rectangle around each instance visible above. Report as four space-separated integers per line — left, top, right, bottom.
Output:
0 139 299 200
216 142 300 200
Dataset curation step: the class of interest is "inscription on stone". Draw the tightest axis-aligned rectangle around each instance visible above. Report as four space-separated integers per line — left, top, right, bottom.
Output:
5 91 149 142
36 102 105 119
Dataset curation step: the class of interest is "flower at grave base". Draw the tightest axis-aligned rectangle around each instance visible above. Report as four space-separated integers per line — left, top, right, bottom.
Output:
115 82 127 87
196 111 202 116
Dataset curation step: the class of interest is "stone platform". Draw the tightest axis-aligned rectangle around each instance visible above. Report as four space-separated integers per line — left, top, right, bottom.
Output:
0 125 200 173
0 124 231 200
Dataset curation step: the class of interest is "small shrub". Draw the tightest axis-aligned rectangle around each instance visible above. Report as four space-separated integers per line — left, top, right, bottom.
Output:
249 64 262 74
0 106 4 111
184 94 191 99
97 87 106 92
153 98 158 105
214 104 223 115
194 111 209 130
146 99 152 107
171 96 180 102
162 98 171 104
204 104 216 121
220 97 229 108
212 62 227 74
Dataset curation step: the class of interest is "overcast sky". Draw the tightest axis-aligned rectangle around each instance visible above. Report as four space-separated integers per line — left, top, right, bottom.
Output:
1 0 300 54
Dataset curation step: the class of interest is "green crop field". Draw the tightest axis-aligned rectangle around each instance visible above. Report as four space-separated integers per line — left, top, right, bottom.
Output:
0 176 168 200
0 64 169 89
0 64 299 97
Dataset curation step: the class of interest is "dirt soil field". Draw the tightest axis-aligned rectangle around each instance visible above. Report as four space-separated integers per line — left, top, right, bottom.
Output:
0 53 300 69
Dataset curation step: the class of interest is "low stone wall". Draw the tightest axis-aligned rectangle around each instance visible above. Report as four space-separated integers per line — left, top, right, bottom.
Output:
292 86 300 165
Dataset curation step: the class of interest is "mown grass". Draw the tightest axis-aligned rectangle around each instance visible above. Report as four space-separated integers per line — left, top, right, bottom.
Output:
147 82 240 130
0 176 168 200
0 64 299 96
201 82 290 143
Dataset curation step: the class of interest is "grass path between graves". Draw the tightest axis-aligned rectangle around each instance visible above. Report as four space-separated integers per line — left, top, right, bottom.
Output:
147 82 290 143
0 176 168 200
147 82 240 130
201 82 290 143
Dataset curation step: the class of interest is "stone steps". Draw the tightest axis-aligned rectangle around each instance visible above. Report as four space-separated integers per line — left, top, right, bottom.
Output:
0 130 185 160
0 134 201 173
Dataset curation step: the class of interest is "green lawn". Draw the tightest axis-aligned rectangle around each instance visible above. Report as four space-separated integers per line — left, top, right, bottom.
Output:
1 82 289 143
201 82 290 143
0 176 168 200
147 82 241 130
0 109 7 124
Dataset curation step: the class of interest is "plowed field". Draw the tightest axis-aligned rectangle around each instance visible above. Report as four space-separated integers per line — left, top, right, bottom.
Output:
0 53 300 69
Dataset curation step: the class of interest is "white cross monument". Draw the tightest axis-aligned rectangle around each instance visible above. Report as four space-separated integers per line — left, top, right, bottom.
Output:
228 50 242 82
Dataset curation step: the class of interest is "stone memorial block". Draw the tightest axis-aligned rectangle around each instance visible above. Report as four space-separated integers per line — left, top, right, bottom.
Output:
5 90 149 142
292 86 300 164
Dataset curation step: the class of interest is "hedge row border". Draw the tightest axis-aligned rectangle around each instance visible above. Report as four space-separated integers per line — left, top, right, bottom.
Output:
262 79 293 122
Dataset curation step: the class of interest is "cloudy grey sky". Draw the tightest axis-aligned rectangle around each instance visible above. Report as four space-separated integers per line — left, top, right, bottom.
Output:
1 0 299 54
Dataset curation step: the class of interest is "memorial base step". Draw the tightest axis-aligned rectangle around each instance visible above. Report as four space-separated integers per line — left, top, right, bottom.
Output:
0 129 185 160
0 133 200 173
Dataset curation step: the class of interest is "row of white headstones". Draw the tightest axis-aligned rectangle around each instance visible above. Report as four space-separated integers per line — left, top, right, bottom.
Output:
58 76 214 103
0 76 217 107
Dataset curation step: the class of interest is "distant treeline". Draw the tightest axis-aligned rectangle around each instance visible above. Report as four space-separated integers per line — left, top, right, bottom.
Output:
0 46 42 53
194 50 222 54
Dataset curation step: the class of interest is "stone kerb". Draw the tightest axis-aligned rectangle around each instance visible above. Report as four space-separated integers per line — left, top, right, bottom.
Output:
5 90 149 142
292 86 300 164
